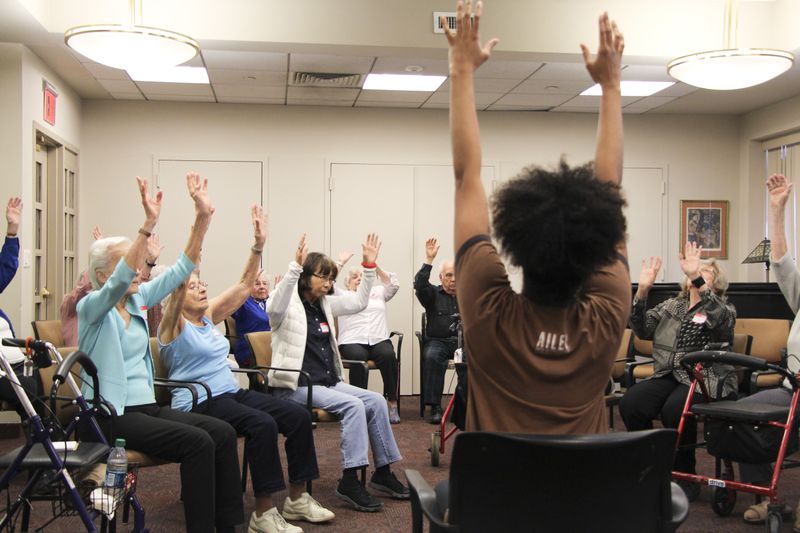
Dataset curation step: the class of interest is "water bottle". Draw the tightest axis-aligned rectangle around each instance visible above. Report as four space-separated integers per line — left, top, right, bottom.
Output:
103 438 128 497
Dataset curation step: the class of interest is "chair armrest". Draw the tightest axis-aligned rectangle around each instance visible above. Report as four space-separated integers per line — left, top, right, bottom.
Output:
405 469 453 533
342 359 369 372
154 378 211 413
390 331 404 358
624 359 654 389
748 369 785 395
253 365 316 422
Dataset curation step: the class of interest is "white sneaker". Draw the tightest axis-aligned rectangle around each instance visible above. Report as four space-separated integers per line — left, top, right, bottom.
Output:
282 492 335 523
248 507 303 533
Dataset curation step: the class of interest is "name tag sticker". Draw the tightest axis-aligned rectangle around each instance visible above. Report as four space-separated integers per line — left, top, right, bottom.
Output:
692 313 707 325
320 322 330 333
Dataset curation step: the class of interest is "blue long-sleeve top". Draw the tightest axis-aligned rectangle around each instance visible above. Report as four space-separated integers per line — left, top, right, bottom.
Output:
230 296 270 366
0 237 20 335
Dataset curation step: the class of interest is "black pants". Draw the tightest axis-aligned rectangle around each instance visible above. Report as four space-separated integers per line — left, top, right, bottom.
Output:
620 374 729 474
421 338 457 407
0 364 42 419
195 389 319 495
339 340 398 402
92 404 244 533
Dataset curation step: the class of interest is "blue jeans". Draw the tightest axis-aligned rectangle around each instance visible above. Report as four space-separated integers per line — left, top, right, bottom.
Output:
274 381 402 470
422 338 457 407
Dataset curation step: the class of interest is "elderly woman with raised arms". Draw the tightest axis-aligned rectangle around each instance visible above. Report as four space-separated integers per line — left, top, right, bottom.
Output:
78 174 243 533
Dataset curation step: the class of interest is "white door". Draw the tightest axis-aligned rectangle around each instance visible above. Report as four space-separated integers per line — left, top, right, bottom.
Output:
624 167 668 280
329 164 415 395
156 159 264 322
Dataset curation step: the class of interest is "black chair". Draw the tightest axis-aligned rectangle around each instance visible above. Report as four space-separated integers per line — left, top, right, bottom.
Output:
406 429 689 533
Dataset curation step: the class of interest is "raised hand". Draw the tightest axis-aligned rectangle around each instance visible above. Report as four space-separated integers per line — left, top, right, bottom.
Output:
186 172 214 218
295 234 308 266
580 12 624 89
337 251 354 267
362 233 381 264
637 256 662 291
5 197 22 236
273 274 283 286
767 174 793 211
425 237 440 263
251 204 267 250
136 177 162 224
443 0 499 76
679 241 703 279
92 225 103 241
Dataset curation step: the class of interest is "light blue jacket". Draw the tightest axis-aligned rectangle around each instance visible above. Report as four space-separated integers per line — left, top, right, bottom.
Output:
77 252 195 414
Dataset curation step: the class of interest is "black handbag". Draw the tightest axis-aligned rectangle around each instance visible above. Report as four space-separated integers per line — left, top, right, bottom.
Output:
704 418 798 464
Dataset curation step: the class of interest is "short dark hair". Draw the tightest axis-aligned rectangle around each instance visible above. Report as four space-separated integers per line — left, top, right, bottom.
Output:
298 252 339 296
491 159 626 306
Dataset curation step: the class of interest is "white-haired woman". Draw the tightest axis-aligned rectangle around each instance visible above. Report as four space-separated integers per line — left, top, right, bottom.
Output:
620 242 737 502
78 175 243 533
337 264 401 423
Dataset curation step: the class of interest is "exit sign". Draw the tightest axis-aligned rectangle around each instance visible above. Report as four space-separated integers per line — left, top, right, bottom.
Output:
43 80 57 126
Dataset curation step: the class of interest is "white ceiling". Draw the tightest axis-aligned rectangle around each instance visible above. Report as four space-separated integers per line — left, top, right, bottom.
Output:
2 0 800 115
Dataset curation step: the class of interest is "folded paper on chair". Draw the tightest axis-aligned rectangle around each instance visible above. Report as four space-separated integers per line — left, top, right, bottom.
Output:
704 420 798 464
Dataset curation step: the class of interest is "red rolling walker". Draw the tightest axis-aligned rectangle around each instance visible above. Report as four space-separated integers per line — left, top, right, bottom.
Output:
429 315 466 467
673 349 800 533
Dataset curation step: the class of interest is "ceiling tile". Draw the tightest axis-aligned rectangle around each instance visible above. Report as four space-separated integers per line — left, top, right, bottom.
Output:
486 105 551 111
624 96 678 111
109 92 145 101
550 107 600 113
371 57 448 76
182 54 206 68
202 50 288 71
82 62 130 80
98 79 140 93
212 84 285 98
146 94 215 102
621 65 672 82
218 96 285 105
287 86 360 102
511 78 591 95
137 82 214 96
357 90 431 103
355 100 421 108
492 93 573 107
530 62 592 82
427 91 503 106
422 100 488 111
439 77 521 93
207 69 287 86
655 82 699 97
285 99 354 107
475 60 542 79
558 95 643 108
289 53 374 74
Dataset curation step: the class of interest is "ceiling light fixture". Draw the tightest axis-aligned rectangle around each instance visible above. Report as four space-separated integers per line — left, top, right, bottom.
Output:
363 73 446 92
65 0 199 71
667 0 793 90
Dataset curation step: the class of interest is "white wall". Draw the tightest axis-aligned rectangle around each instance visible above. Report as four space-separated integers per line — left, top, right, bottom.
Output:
0 44 82 338
80 100 741 283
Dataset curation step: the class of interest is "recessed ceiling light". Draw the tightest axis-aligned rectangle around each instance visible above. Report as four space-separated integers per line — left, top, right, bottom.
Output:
581 81 675 97
126 66 209 84
363 73 446 92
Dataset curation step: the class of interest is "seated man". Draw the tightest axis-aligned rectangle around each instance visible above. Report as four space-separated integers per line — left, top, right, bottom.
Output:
230 272 272 367
444 2 629 434
413 238 459 425
0 197 40 417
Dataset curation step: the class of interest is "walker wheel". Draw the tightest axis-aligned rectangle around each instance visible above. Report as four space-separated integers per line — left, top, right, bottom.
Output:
766 511 782 533
430 431 441 467
711 486 736 516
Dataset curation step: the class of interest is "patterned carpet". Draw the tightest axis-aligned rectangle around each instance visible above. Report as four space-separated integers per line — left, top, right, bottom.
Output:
0 397 799 532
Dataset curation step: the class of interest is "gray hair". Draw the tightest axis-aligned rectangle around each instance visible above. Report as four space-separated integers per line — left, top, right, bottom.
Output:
88 236 131 289
679 258 729 296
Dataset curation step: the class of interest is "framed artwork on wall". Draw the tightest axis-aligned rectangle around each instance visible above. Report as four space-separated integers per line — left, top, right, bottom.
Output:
680 200 729 259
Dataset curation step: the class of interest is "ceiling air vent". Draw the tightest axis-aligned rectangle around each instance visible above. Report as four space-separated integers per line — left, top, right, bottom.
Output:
433 12 457 34
290 72 362 88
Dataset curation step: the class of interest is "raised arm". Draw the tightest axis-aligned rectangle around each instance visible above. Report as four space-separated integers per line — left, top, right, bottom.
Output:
267 234 307 329
581 13 624 185
444 0 498 251
120 177 161 274
0 197 22 293
182 172 214 264
767 174 792 262
330 233 380 316
208 205 267 323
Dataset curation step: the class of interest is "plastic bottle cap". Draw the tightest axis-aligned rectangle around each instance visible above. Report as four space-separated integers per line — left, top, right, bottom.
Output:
114 438 126 448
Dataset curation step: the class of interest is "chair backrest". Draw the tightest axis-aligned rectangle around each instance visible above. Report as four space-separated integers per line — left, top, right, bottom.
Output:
732 332 753 355
246 331 273 367
632 334 653 357
149 337 172 406
734 318 790 363
447 429 677 533
224 316 238 354
31 320 65 347
611 328 634 380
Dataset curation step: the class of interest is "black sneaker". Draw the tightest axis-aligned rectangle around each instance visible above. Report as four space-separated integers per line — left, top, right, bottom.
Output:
369 469 410 500
335 477 384 512
428 405 443 425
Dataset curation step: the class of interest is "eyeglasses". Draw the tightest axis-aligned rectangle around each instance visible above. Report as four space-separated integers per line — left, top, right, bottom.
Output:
188 280 208 291
312 273 336 283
